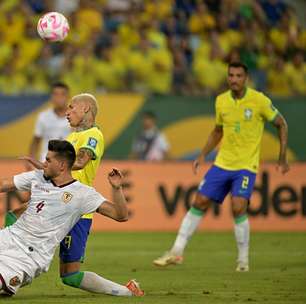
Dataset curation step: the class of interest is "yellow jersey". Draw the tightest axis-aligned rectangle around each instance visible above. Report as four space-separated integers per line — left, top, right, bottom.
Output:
67 126 104 219
214 88 278 173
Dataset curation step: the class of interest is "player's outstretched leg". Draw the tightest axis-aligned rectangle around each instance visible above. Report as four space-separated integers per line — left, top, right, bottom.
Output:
154 194 211 267
232 197 250 272
234 214 249 272
61 272 144 296
60 219 144 296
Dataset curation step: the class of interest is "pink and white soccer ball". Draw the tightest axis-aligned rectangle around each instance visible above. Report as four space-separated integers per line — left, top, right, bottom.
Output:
37 12 69 42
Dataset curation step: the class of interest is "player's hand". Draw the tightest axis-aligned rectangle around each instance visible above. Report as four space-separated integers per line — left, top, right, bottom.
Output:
108 168 123 189
24 160 35 171
192 156 204 175
276 160 290 174
18 156 44 170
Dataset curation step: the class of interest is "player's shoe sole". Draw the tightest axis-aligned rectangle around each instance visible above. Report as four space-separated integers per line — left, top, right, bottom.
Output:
126 279 145 296
153 252 183 267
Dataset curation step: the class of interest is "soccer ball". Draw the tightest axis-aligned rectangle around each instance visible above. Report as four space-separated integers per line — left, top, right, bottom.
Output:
37 12 69 42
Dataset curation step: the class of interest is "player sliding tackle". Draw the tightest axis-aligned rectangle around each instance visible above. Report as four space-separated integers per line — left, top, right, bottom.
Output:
0 140 144 296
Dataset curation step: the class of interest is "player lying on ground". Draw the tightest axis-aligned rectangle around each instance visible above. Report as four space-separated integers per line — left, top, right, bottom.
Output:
0 140 144 296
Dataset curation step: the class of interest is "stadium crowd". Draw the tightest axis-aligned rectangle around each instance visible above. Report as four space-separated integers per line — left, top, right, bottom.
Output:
0 0 304 96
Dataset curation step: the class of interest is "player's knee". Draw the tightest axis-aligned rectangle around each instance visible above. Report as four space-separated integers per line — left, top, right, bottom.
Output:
61 272 84 288
232 197 248 217
192 194 210 211
232 204 247 217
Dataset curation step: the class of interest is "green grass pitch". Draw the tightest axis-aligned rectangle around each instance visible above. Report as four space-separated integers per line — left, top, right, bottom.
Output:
3 232 306 304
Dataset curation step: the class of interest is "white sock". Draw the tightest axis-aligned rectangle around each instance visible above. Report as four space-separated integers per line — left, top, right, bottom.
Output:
234 215 250 263
171 207 204 256
80 272 132 296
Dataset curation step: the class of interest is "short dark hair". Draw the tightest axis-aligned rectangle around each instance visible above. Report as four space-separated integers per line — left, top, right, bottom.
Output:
143 111 156 120
48 140 76 168
228 62 248 74
51 82 69 92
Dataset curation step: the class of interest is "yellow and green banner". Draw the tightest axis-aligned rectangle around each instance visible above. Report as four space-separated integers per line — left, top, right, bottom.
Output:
0 94 304 160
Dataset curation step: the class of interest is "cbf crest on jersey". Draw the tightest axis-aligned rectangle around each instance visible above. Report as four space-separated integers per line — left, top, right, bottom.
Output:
62 192 73 203
88 137 97 149
244 108 253 120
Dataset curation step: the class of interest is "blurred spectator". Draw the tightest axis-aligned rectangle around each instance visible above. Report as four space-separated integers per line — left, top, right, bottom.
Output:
147 19 167 49
267 55 291 97
269 12 298 53
0 0 304 97
117 12 140 48
37 44 63 79
216 13 243 56
94 45 126 91
257 41 275 70
172 48 192 95
62 43 97 95
285 50 306 96
193 32 227 95
130 111 170 161
25 65 49 94
77 0 103 32
0 60 27 94
128 35 173 94
0 8 26 45
188 2 215 34
143 0 173 22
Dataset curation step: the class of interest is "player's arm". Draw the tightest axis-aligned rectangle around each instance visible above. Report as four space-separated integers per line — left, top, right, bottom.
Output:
0 177 17 193
19 156 44 170
261 95 289 174
29 136 41 159
96 168 128 222
72 148 94 170
26 136 42 170
193 125 223 174
272 114 290 174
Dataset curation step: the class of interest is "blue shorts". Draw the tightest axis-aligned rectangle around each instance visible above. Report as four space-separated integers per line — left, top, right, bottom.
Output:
59 218 92 263
198 165 256 204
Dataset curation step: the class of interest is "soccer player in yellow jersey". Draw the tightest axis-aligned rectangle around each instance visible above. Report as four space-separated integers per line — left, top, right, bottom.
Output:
59 93 105 288
154 62 289 271
59 94 143 296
